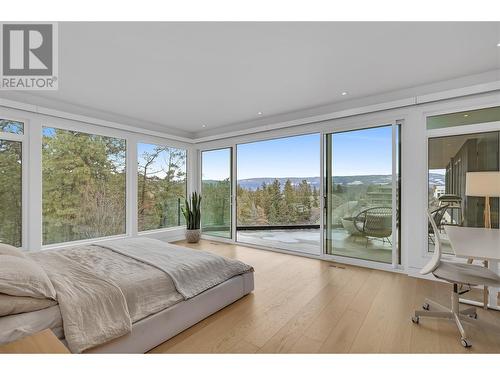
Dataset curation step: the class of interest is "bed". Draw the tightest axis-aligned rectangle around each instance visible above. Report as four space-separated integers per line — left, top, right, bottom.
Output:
0 238 254 353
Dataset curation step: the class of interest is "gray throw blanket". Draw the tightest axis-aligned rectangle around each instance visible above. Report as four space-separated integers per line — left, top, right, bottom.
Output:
98 238 254 299
31 251 132 353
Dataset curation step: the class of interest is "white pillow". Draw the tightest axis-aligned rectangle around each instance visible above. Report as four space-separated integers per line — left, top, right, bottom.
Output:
0 243 25 258
0 294 57 317
0 255 56 299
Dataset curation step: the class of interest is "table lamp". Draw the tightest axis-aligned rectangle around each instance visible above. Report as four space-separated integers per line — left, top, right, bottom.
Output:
465 171 500 229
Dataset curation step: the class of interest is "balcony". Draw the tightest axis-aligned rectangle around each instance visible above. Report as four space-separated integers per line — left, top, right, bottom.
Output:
203 224 393 262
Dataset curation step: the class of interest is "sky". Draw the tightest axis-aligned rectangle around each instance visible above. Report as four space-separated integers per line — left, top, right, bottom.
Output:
203 127 395 181
137 143 186 179
43 126 395 181
332 126 394 176
202 148 231 180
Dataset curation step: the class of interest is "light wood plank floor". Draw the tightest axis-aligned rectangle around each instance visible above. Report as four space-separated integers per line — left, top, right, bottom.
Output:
149 240 500 354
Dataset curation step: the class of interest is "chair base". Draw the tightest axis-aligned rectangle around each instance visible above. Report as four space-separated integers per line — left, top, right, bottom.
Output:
412 284 477 348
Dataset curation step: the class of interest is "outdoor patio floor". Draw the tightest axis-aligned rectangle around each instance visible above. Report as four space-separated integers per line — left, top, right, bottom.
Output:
203 228 394 263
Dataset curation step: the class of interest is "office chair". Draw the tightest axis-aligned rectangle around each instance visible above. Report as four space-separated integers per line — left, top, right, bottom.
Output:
411 210 500 348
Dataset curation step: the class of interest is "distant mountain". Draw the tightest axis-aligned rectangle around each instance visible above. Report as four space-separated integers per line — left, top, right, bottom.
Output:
204 172 446 191
236 177 321 191
237 175 386 191
234 172 447 191
428 172 446 186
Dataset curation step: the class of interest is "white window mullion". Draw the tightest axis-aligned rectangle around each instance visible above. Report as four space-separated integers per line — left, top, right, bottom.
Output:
391 122 398 267
231 144 237 242
27 118 42 251
127 137 138 237
319 132 325 256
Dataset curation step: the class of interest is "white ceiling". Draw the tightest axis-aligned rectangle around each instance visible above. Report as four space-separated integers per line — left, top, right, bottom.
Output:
1 22 499 139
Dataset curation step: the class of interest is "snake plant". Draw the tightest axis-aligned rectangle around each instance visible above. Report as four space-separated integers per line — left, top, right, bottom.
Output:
181 192 202 230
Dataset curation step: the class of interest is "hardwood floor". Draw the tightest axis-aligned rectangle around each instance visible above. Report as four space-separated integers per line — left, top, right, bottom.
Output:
149 240 500 354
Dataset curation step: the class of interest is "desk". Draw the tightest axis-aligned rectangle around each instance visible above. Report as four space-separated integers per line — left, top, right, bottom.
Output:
444 226 500 310
0 329 70 354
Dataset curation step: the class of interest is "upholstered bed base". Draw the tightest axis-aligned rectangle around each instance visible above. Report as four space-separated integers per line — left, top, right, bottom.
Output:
85 272 254 353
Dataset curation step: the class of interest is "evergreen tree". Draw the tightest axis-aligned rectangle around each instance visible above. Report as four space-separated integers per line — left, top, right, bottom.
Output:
312 186 319 208
0 139 22 246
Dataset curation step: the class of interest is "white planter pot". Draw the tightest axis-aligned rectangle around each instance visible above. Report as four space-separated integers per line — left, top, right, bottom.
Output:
185 229 201 243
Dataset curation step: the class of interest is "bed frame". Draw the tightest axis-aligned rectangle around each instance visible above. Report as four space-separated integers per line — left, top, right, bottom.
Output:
85 272 254 353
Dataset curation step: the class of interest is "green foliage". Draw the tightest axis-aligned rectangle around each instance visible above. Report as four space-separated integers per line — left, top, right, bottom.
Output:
182 192 202 230
137 145 186 231
237 178 320 226
201 179 231 234
0 140 22 246
42 128 127 244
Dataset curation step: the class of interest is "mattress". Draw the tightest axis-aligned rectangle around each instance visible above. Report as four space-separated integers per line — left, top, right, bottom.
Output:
0 305 63 345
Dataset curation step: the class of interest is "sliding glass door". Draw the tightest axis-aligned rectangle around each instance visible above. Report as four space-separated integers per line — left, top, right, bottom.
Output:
325 124 400 264
236 134 321 255
201 148 232 238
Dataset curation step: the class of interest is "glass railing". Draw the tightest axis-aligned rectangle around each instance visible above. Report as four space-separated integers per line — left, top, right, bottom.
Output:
201 196 231 238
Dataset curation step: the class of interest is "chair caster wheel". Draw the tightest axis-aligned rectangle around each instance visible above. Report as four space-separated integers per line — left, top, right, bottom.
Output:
411 316 419 324
461 338 472 348
468 313 478 319
422 303 430 310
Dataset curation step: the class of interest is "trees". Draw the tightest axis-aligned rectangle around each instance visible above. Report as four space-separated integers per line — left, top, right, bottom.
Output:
312 186 320 208
0 140 22 246
41 134 188 244
42 128 127 244
236 178 319 226
137 144 187 231
201 179 231 230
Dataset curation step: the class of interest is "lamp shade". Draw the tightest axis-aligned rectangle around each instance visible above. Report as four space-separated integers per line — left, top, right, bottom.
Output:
465 171 500 197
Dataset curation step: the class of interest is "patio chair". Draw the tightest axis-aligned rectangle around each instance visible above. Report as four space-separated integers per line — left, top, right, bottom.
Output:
352 206 392 246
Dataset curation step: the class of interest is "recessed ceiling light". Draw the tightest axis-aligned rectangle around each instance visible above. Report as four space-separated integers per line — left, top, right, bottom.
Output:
463 114 469 118
497 42 500 47
202 124 206 128
257 111 263 116
341 91 348 96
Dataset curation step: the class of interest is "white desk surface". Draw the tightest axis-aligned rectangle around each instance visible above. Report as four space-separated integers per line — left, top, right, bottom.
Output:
444 226 500 261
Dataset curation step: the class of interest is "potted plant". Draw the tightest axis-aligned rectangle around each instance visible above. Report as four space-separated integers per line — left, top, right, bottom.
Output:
181 192 202 243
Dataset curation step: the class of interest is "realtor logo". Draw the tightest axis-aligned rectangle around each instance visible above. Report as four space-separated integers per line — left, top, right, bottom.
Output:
0 22 58 90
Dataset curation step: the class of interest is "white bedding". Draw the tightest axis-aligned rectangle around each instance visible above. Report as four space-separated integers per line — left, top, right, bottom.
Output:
1 240 253 352
0 245 185 347
100 238 253 299
33 245 184 322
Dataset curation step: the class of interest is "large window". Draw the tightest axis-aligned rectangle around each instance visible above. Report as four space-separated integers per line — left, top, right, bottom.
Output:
42 127 126 244
428 131 500 253
201 148 232 238
325 125 400 264
236 133 321 254
137 143 187 231
0 119 23 247
427 107 500 254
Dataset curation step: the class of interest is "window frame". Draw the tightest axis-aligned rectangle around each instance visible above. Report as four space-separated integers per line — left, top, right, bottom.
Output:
234 132 322 254
426 120 500 256
200 147 233 239
41 125 128 245
136 140 188 234
0 114 27 248
31 116 191 250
